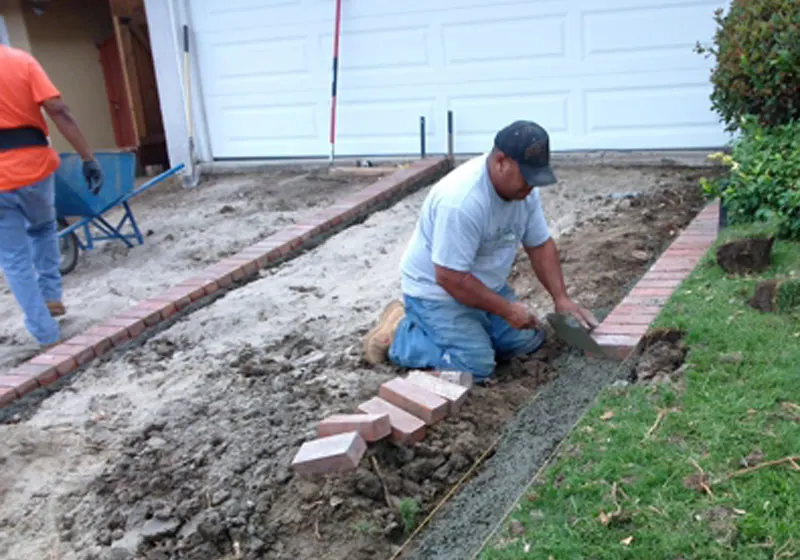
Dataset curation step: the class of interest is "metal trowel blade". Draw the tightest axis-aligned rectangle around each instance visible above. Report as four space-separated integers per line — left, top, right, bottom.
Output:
545 312 605 355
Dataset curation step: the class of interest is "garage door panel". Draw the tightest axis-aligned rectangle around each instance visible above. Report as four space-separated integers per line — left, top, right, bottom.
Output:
189 0 309 32
204 90 326 158
337 98 437 139
442 14 566 65
449 91 569 135
583 1 720 58
322 26 431 73
189 0 730 158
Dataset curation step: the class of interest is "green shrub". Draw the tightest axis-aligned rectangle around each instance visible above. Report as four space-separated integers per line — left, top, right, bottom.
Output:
701 117 800 239
695 0 800 131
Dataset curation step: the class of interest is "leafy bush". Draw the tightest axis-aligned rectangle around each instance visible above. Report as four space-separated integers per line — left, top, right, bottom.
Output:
695 0 800 131
702 117 800 239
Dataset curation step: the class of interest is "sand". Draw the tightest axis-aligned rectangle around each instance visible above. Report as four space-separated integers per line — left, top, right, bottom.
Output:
0 163 710 560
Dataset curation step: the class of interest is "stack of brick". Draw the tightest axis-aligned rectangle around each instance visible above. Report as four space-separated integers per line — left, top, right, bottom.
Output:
290 369 473 475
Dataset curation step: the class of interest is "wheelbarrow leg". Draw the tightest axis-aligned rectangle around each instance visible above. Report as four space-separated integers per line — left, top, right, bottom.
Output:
82 222 94 250
93 215 135 248
121 201 144 245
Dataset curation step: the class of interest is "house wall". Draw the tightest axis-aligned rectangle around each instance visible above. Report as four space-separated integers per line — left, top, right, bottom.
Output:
23 0 118 152
144 0 209 178
0 0 31 51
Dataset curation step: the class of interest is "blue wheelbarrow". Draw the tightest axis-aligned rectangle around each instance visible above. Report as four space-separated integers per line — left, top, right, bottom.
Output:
55 151 185 275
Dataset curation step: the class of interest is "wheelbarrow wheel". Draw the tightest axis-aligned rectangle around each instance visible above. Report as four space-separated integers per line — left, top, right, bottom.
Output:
57 218 80 276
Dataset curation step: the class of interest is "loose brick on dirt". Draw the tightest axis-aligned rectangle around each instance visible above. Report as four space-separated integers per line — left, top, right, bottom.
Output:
290 431 367 476
358 397 427 444
379 377 449 425
317 413 391 442
406 371 470 414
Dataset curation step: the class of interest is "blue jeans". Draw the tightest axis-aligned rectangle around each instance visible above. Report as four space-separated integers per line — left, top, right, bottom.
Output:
0 175 61 345
388 284 545 381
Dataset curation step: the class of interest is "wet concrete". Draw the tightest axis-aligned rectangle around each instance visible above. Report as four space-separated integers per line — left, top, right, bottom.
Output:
405 349 629 560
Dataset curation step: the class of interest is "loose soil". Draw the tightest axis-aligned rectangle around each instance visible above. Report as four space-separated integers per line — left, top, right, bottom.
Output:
633 329 688 385
748 277 800 313
0 167 387 373
716 236 774 276
0 164 709 560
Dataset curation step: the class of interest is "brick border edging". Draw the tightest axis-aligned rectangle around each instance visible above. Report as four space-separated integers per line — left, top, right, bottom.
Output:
0 158 453 409
591 199 721 359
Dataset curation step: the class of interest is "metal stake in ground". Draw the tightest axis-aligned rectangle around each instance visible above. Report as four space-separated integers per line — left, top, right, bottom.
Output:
328 0 343 166
420 116 426 159
447 110 454 160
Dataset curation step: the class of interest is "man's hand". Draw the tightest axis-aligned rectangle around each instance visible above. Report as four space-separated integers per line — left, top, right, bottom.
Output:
82 159 104 195
505 301 539 330
554 296 599 330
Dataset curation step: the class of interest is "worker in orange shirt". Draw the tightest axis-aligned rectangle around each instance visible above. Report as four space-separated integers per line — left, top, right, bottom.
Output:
0 44 104 348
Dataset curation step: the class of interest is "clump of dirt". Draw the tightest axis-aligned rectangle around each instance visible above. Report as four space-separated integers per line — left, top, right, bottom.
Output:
634 329 688 384
716 236 774 275
44 168 710 560
748 277 800 313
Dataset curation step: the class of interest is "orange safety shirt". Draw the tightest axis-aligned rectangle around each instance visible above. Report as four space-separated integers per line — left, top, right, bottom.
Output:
0 45 61 192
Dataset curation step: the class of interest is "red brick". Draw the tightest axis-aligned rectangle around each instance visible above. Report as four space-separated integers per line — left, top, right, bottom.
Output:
608 304 663 316
130 299 177 325
103 316 146 338
66 333 113 356
177 278 219 300
593 324 649 337
406 371 469 414
379 377 448 425
84 325 130 346
634 279 683 290
8 362 57 386
593 334 642 360
641 272 689 281
0 374 39 397
290 431 367 476
0 385 16 407
119 303 162 327
602 312 657 326
622 296 669 307
317 413 391 442
159 286 195 310
29 352 77 376
48 343 95 366
358 397 426 444
629 288 674 297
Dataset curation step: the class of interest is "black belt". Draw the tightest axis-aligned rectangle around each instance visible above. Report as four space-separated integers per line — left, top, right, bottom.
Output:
0 127 49 151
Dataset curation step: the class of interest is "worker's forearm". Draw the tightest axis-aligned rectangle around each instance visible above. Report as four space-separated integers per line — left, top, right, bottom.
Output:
50 112 93 161
438 271 513 318
526 238 569 304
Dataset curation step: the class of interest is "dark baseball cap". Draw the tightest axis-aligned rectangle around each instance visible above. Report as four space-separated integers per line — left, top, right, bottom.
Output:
493 120 557 187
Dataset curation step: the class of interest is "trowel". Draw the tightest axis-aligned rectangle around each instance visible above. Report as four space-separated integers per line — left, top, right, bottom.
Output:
545 312 605 355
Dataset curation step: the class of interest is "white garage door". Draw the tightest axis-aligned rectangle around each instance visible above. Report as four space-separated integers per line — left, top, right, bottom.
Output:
188 0 730 159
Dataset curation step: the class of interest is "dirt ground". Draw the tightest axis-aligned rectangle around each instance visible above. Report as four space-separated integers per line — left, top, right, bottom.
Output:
0 168 386 372
0 163 711 560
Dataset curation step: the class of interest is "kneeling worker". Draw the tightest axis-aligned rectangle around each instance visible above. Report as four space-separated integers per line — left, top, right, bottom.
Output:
363 120 597 382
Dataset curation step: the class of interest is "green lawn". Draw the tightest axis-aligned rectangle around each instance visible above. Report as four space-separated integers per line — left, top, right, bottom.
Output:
480 226 800 560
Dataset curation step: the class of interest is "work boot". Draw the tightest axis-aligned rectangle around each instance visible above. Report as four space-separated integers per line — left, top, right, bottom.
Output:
46 300 66 317
363 300 405 365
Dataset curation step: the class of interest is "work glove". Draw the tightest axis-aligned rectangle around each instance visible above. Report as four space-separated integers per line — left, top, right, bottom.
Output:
82 159 104 195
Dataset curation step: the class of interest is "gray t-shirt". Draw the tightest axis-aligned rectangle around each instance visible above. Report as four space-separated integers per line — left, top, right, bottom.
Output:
400 154 551 301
